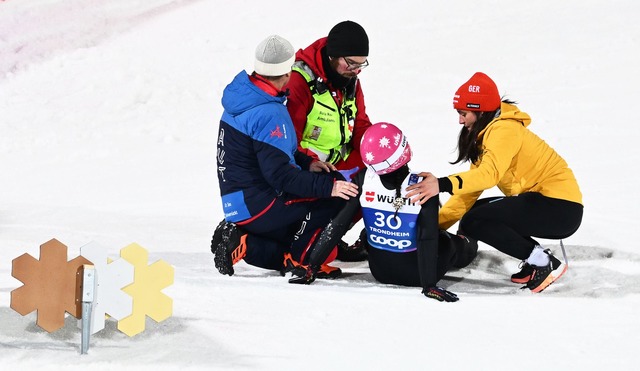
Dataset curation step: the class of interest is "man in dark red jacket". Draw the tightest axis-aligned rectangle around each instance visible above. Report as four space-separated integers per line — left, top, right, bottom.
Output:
286 20 371 174
286 20 372 260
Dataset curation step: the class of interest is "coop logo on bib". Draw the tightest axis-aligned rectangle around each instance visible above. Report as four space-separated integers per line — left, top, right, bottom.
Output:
369 233 411 249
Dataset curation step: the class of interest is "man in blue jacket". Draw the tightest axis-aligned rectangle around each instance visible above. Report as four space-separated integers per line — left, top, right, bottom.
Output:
212 35 359 277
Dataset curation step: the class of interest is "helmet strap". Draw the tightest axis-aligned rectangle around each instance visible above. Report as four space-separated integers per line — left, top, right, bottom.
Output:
378 165 410 220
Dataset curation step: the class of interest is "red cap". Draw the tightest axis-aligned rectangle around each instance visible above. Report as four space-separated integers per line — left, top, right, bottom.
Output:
453 72 500 112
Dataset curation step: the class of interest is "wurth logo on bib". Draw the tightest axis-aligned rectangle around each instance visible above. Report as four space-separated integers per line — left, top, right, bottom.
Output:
365 191 375 202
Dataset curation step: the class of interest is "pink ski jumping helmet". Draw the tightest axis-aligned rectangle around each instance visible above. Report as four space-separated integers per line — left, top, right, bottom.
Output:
360 122 412 175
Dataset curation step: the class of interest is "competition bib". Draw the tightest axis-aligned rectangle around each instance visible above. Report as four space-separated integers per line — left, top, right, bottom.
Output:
360 171 422 253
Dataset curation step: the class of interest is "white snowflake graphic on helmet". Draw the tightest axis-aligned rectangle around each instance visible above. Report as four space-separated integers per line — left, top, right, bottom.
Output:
379 136 390 148
365 151 375 162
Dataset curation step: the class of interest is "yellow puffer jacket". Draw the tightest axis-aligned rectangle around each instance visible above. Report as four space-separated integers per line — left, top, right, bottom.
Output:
439 102 583 230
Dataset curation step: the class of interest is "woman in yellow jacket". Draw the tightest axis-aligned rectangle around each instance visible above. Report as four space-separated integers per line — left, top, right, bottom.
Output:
406 72 583 293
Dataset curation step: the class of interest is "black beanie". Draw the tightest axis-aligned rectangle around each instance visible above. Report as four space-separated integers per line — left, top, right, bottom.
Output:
326 20 369 57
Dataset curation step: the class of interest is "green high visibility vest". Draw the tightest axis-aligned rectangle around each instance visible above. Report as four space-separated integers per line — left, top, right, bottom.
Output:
292 61 358 164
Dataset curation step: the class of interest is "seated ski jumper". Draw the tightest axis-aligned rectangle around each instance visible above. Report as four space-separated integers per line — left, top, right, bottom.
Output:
290 123 478 302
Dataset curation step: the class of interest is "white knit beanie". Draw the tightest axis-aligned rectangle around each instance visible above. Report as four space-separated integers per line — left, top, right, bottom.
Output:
254 35 295 77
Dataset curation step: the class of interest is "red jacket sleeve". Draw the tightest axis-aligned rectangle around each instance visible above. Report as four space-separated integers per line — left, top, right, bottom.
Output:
351 80 372 154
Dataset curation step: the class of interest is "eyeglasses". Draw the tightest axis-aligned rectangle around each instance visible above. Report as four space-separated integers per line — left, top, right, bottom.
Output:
342 57 369 71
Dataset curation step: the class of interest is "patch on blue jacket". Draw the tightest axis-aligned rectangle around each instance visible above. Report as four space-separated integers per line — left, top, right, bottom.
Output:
222 190 251 222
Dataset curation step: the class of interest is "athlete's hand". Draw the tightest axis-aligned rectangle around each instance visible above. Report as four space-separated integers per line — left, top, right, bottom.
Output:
405 172 439 205
310 160 337 173
331 180 358 200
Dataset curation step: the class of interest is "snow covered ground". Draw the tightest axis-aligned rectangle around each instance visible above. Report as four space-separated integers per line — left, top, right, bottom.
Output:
1 0 639 370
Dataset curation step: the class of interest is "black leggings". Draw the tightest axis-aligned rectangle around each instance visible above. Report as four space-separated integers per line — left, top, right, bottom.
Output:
367 231 477 287
459 192 583 260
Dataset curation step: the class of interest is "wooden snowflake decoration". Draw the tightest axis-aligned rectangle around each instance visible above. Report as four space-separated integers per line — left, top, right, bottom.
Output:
78 242 135 334
10 239 91 332
117 243 174 337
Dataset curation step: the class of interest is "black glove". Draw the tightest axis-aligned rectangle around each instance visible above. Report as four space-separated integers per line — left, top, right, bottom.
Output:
288 265 317 285
422 286 459 302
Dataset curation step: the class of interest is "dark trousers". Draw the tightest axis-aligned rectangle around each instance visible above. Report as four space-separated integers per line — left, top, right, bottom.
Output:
367 231 477 287
241 195 345 270
459 192 583 260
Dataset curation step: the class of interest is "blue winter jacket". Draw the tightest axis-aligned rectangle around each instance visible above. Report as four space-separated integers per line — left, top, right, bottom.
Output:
217 71 336 223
